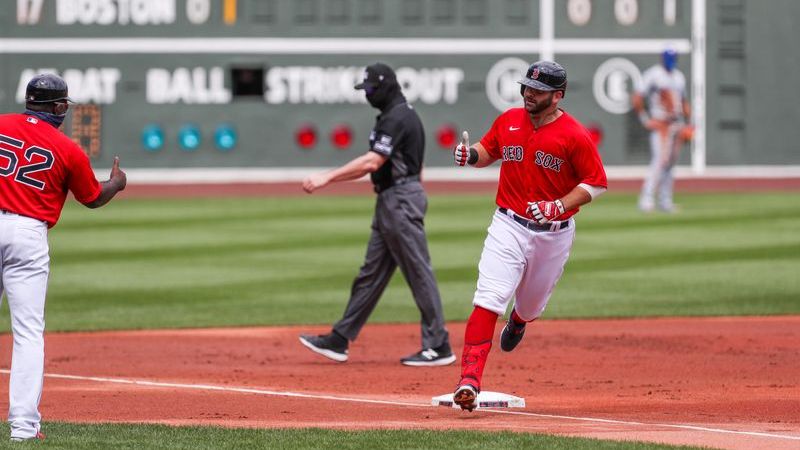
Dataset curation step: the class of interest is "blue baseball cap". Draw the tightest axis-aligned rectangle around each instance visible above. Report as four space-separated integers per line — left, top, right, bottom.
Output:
662 48 678 71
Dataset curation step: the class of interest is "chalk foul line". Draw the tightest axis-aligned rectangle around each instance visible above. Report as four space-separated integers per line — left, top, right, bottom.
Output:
1 370 796 442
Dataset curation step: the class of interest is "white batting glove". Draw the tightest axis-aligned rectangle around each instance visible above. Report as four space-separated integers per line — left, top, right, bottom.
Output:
526 199 565 224
454 130 471 166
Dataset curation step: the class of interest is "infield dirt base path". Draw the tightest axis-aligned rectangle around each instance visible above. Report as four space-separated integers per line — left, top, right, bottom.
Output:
1 316 798 450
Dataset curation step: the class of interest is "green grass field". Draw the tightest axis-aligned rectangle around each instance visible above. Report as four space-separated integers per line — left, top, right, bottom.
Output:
1 190 798 449
0 423 702 450
5 191 796 332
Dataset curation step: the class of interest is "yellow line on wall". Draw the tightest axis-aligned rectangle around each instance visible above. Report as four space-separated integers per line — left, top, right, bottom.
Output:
224 0 237 25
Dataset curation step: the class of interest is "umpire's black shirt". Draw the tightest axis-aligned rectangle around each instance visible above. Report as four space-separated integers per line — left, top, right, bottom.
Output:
369 96 425 192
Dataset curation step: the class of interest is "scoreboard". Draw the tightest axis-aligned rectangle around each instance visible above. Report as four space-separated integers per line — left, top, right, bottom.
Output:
1 0 704 174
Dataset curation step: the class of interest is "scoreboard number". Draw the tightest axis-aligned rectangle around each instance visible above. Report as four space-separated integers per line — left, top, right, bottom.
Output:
567 0 678 26
186 0 211 25
567 0 592 26
69 104 103 160
16 0 44 24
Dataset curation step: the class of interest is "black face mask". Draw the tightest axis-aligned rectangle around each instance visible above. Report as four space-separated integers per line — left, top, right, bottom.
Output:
365 81 402 111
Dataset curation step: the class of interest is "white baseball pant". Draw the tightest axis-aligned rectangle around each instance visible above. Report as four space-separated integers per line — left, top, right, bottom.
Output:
0 211 49 440
472 209 575 321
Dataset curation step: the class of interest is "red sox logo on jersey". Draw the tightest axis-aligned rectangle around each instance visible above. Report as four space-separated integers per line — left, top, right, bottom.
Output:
535 150 564 172
502 145 524 162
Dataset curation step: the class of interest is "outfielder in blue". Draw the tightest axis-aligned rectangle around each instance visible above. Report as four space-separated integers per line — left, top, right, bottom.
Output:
632 48 694 213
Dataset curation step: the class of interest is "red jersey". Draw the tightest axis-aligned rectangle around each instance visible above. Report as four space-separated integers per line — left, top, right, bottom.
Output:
480 108 607 220
0 113 101 228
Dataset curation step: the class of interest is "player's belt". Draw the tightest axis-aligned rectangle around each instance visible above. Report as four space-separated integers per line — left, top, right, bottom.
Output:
498 208 570 232
0 209 47 226
374 174 421 193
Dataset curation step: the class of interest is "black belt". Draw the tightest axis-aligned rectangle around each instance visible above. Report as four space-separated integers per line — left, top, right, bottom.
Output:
374 175 421 193
498 208 570 232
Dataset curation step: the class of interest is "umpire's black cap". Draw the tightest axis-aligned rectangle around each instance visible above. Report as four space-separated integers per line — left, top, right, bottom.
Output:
25 73 73 104
355 63 397 90
518 60 567 94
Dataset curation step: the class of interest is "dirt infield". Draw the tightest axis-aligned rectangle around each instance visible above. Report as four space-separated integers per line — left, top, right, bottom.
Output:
1 316 798 450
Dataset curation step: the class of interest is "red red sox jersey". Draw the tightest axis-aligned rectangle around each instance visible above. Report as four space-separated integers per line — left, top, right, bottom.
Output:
480 108 607 220
0 113 101 228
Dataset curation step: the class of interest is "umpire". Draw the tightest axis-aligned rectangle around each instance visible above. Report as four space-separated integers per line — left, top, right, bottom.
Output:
300 62 454 367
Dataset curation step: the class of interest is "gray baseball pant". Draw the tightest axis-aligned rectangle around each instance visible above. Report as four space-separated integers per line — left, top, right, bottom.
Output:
333 182 449 350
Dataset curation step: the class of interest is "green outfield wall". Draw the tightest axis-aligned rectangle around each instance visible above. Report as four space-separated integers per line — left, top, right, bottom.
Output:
1 0 798 170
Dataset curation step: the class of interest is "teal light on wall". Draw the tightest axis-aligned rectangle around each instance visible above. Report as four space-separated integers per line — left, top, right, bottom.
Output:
214 124 237 151
141 125 164 152
178 124 201 151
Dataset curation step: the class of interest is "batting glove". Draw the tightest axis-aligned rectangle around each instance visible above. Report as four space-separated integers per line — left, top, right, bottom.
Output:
454 130 478 166
454 143 470 166
526 199 565 224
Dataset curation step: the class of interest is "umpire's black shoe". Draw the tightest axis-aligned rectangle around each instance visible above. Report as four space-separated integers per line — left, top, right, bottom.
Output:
500 319 526 352
400 342 456 367
299 332 348 362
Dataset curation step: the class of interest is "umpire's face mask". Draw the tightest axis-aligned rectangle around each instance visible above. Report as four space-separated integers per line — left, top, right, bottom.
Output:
365 81 400 111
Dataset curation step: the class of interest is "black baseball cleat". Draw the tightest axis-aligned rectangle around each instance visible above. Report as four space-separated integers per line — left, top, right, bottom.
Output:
453 383 479 412
400 342 456 367
500 319 526 352
299 333 348 362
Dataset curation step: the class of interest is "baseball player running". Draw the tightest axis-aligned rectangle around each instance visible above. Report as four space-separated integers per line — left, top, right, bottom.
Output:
450 61 607 411
632 48 694 213
0 73 126 440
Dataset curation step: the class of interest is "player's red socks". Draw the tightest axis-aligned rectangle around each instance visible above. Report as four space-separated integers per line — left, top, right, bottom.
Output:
460 341 491 391
510 309 526 326
459 306 499 391
465 306 498 343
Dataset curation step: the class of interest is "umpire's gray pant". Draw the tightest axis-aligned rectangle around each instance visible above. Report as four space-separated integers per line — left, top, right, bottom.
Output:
333 181 450 350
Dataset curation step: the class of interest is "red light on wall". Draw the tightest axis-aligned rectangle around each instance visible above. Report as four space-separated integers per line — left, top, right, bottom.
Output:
330 125 353 149
436 124 457 148
586 123 604 148
295 124 317 149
